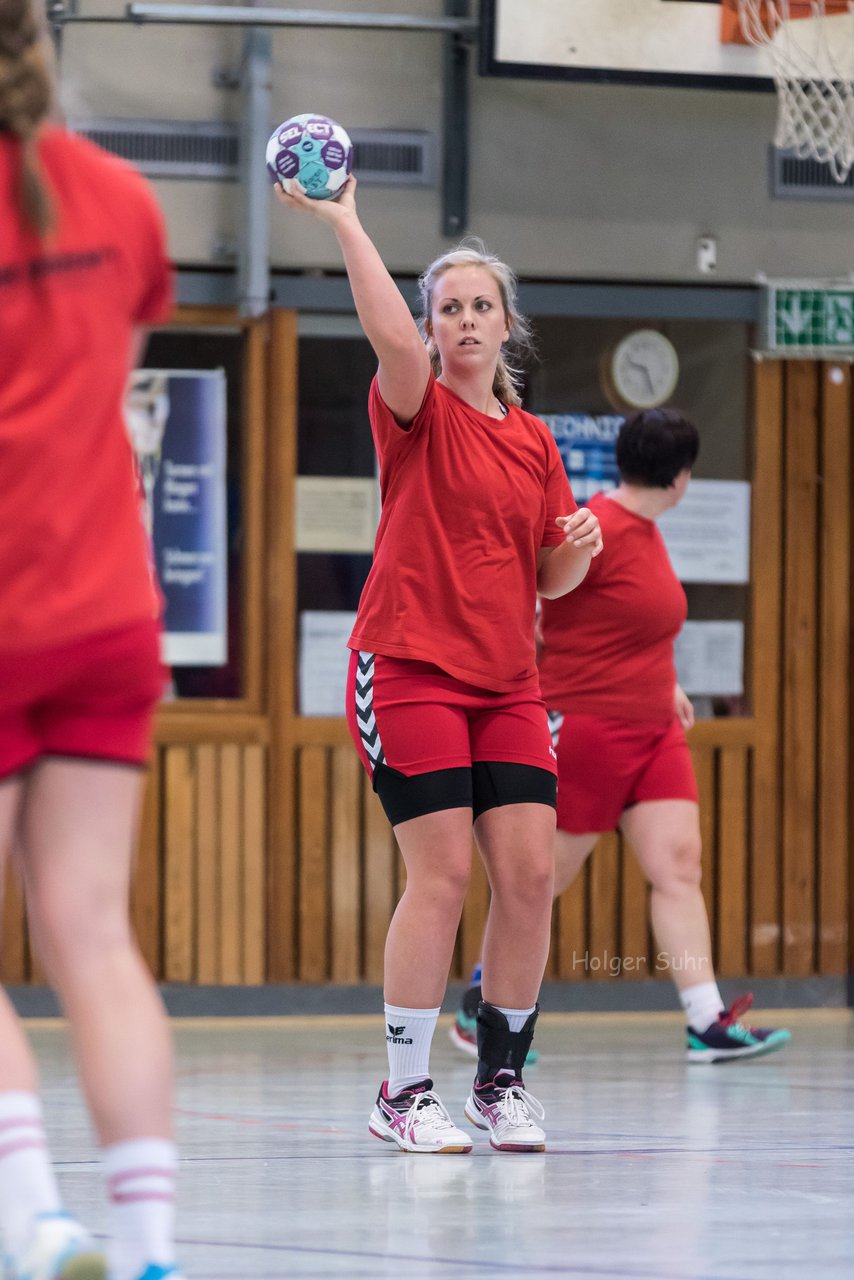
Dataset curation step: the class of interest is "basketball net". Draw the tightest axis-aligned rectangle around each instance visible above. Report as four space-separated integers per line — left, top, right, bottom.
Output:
734 1 854 181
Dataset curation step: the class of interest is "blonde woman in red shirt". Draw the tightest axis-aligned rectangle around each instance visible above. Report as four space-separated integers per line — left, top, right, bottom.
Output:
453 410 790 1065
0 5 182 1277
276 176 602 1153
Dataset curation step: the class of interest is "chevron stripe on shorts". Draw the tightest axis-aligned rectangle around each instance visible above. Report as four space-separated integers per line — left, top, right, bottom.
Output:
547 710 564 752
354 652 385 772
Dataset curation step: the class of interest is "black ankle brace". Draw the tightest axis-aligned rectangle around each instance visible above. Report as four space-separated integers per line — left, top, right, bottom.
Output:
475 1000 539 1084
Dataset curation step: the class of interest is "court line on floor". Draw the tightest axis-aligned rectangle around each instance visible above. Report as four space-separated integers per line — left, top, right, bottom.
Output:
169 1234 766 1280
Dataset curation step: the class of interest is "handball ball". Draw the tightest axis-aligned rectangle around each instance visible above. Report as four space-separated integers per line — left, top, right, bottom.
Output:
266 113 353 200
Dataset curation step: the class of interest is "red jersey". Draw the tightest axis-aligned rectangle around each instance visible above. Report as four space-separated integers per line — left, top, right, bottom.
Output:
349 376 576 693
0 125 172 651
538 492 687 720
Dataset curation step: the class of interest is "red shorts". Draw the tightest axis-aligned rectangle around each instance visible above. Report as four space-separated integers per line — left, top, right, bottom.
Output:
0 619 168 781
550 712 698 833
346 652 557 778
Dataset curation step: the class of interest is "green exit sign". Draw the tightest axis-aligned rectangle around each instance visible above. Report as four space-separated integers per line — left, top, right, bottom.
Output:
763 282 854 353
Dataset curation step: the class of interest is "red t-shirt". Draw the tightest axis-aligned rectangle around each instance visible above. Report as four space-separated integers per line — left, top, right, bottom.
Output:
0 125 173 651
538 492 687 720
349 376 576 692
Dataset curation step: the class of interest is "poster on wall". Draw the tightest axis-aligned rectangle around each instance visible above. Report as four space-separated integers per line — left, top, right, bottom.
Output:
540 414 623 501
299 611 357 716
295 476 379 552
126 369 228 666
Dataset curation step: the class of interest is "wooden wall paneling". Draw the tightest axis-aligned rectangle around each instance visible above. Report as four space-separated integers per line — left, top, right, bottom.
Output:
164 746 196 981
460 846 490 981
716 746 749 976
749 359 784 974
241 319 269 712
817 363 850 973
218 744 243 983
1 861 27 983
27 942 48 987
242 744 267 983
194 744 219 982
155 712 269 745
169 305 236 328
620 832 650 981
543 899 558 982
297 746 329 981
691 746 716 965
26 861 48 982
542 899 559 981
782 362 819 974
363 778 396 984
266 310 299 979
329 746 361 982
131 751 163 977
586 832 620 980
555 864 587 981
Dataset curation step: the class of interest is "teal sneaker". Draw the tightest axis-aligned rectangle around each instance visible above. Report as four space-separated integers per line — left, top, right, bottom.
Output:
449 986 540 1065
6 1211 106 1279
449 1005 479 1058
686 994 791 1063
134 1266 185 1280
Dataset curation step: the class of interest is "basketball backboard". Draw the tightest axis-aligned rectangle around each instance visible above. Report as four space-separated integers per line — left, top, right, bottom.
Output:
480 0 776 90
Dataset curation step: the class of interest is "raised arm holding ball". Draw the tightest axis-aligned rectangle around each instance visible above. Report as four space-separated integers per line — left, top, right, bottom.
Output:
275 162 602 1153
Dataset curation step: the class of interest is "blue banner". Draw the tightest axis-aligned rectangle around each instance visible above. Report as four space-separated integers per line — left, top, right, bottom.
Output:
127 369 227 666
540 413 623 501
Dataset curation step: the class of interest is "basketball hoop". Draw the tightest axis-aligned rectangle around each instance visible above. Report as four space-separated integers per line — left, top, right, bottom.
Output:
736 1 854 182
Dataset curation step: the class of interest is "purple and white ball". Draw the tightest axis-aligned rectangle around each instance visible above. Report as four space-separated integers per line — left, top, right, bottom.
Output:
266 113 353 200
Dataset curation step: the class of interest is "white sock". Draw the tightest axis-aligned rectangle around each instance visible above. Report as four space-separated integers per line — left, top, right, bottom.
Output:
0 1092 62 1256
494 1004 537 1033
384 1004 440 1095
679 982 725 1031
103 1138 177 1280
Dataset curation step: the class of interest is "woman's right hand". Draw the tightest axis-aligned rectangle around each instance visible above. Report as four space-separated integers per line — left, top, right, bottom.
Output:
674 683 695 730
273 173 358 228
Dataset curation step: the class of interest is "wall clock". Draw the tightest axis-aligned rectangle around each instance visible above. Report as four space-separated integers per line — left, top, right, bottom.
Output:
604 329 680 411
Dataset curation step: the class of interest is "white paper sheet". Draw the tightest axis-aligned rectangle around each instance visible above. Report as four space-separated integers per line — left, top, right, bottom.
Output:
658 480 751 584
674 621 744 696
299 611 357 716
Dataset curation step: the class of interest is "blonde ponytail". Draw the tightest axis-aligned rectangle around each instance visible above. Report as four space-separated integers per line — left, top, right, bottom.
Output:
0 0 55 235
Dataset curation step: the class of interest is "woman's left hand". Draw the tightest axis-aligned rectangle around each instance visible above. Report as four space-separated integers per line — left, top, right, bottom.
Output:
556 508 603 557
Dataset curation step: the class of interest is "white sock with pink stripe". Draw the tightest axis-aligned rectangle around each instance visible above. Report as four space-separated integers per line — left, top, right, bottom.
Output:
0 1092 62 1256
103 1137 177 1280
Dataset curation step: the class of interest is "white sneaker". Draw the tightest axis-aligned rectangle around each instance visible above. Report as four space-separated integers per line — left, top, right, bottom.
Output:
464 1071 546 1152
369 1079 472 1153
6 1212 107 1280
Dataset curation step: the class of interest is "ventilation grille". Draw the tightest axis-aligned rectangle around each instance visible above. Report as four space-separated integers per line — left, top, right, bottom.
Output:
76 120 239 178
71 119 436 186
352 132 436 185
771 147 854 200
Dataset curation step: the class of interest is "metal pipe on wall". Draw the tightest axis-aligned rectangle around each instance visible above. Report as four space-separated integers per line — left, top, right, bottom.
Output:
238 29 273 319
122 5 478 32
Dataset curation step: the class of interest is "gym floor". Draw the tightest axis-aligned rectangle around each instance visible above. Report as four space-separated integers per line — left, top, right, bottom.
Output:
33 1009 854 1279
